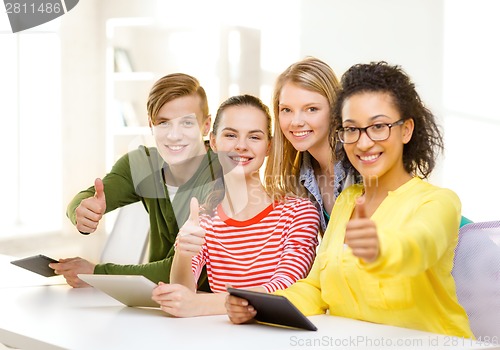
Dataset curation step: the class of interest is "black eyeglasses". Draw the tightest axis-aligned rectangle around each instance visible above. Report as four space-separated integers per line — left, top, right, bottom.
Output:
336 118 405 144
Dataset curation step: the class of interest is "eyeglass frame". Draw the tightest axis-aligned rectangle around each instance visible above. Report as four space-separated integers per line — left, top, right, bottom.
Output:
336 117 406 144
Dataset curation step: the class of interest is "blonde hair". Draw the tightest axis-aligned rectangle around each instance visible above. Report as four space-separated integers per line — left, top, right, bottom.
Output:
264 57 341 199
146 73 209 124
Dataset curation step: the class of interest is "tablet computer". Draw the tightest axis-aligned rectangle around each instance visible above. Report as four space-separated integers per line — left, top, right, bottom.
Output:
10 254 58 277
78 274 159 308
227 287 317 331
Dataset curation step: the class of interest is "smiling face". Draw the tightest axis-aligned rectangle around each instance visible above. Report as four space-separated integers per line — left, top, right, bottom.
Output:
278 83 331 156
150 94 210 166
341 91 414 186
210 105 270 179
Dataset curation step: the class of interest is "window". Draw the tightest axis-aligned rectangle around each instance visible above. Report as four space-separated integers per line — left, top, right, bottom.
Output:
0 15 62 237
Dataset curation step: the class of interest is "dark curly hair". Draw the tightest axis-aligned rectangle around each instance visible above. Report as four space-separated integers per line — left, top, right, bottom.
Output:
329 61 444 179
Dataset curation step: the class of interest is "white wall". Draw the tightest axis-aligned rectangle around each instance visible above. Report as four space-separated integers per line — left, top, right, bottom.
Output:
299 0 444 110
299 0 499 221
59 2 113 236
59 0 107 257
441 0 500 221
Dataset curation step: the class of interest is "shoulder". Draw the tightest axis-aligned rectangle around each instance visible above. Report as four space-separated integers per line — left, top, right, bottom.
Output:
281 196 314 207
278 197 319 216
407 178 460 204
115 146 165 195
192 149 222 179
391 178 461 219
275 197 321 232
129 145 161 160
335 183 363 203
428 184 461 211
113 146 162 166
126 145 163 173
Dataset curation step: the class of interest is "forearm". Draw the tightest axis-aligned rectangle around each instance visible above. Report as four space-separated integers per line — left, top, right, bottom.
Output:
261 228 318 292
364 194 461 277
194 292 229 316
170 254 197 291
94 258 173 284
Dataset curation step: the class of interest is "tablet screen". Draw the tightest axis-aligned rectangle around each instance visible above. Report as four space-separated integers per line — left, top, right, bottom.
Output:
11 254 58 277
78 274 159 308
227 288 317 331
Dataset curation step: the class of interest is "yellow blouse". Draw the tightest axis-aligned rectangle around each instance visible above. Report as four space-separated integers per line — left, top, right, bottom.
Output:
274 177 473 338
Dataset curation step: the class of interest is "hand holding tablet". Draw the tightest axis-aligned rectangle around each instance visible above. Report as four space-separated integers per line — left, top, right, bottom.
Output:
227 287 317 331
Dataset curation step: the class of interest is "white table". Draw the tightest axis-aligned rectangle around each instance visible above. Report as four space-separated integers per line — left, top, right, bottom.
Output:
1 255 498 350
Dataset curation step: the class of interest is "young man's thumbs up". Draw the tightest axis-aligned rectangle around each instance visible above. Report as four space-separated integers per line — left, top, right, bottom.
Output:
93 177 106 205
75 178 107 234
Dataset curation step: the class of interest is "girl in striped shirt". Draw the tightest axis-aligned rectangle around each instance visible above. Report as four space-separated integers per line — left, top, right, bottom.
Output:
152 94 320 317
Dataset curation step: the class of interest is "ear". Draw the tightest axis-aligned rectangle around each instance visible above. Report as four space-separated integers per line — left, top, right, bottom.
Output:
202 115 211 136
209 132 217 153
402 118 414 144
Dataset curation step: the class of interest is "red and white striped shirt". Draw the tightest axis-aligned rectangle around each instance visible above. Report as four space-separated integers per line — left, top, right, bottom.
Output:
192 197 320 293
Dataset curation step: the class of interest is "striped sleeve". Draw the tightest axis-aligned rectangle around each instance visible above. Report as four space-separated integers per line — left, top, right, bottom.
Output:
260 198 320 293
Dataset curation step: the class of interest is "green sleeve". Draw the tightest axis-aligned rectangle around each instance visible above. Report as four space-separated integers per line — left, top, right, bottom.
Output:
94 258 211 292
94 258 173 284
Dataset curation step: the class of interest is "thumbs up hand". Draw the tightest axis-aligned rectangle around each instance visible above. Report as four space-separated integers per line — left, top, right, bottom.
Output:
175 197 206 258
94 177 106 205
344 196 380 263
75 178 107 234
186 196 200 226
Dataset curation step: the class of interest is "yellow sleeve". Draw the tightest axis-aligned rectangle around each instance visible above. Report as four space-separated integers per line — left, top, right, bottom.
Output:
362 188 461 277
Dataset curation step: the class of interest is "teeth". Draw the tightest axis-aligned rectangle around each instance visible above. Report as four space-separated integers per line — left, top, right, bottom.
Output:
360 154 379 161
292 131 311 137
231 156 250 162
168 145 185 151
